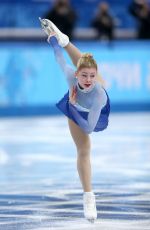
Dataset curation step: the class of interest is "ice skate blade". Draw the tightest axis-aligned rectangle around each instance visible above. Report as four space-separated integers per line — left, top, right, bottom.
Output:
87 218 95 223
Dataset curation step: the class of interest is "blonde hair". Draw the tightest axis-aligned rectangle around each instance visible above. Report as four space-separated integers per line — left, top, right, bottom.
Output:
77 53 105 86
77 53 97 71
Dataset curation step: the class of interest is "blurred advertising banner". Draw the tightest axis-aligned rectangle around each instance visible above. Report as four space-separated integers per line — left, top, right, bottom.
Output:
0 41 150 113
94 44 150 104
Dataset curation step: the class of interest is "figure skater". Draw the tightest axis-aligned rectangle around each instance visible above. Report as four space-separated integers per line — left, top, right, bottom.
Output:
39 18 110 223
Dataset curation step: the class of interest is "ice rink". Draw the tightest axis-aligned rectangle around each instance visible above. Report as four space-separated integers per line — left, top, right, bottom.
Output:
0 112 150 230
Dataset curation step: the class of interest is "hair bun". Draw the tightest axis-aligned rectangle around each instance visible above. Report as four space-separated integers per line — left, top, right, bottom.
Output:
77 52 97 70
82 53 93 59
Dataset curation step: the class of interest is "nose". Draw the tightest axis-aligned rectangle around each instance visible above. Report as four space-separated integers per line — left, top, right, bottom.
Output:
86 76 91 82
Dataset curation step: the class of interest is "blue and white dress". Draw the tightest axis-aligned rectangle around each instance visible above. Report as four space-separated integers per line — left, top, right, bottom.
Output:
50 36 110 134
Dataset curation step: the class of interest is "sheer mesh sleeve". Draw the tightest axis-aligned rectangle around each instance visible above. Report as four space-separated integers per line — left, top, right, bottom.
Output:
69 86 107 134
50 36 75 88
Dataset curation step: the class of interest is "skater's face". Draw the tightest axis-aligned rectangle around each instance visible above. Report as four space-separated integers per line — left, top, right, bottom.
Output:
75 67 97 89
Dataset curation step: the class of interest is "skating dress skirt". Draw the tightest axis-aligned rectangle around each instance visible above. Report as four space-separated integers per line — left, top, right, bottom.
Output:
56 90 110 132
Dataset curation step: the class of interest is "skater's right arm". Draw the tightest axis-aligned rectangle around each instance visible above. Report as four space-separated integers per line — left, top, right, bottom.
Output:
49 36 75 88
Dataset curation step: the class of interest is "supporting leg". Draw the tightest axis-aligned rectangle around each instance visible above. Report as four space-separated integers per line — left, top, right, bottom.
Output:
68 119 97 222
68 118 92 192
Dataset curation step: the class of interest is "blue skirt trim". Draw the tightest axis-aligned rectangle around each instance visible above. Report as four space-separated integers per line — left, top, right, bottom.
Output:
56 90 110 132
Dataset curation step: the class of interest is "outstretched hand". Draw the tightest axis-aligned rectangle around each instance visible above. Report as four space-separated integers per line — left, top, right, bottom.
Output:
69 86 77 105
47 31 57 43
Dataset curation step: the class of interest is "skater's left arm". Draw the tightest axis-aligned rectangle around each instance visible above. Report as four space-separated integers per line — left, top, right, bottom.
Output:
49 36 75 88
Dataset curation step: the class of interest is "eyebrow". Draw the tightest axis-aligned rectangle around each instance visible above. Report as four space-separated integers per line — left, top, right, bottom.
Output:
82 72 95 74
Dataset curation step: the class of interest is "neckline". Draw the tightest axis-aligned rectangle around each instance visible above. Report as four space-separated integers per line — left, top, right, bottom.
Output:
77 82 95 93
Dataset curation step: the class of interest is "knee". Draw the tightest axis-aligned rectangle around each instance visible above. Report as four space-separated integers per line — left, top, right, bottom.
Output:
77 144 91 158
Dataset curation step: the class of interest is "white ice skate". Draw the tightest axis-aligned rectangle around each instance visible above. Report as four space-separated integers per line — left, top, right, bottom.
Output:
83 192 97 223
39 17 69 47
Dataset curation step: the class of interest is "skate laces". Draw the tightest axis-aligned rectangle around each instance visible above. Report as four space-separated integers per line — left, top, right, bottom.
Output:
39 18 48 30
39 18 54 33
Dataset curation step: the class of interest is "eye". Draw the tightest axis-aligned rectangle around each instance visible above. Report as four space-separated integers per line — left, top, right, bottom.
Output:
82 74 87 77
90 75 95 78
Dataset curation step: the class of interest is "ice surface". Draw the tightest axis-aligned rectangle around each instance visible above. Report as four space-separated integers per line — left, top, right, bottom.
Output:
0 113 150 229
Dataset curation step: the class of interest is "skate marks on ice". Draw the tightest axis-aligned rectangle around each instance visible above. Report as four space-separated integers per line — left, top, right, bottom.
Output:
0 188 150 230
0 113 150 229
0 191 150 230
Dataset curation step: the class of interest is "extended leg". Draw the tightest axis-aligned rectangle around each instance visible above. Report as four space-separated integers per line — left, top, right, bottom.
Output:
39 18 82 67
64 42 82 67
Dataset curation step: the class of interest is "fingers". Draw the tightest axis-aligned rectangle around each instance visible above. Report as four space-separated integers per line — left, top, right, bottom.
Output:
71 86 74 99
47 32 57 43
71 87 73 98
71 86 76 98
70 86 77 104
73 86 77 96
